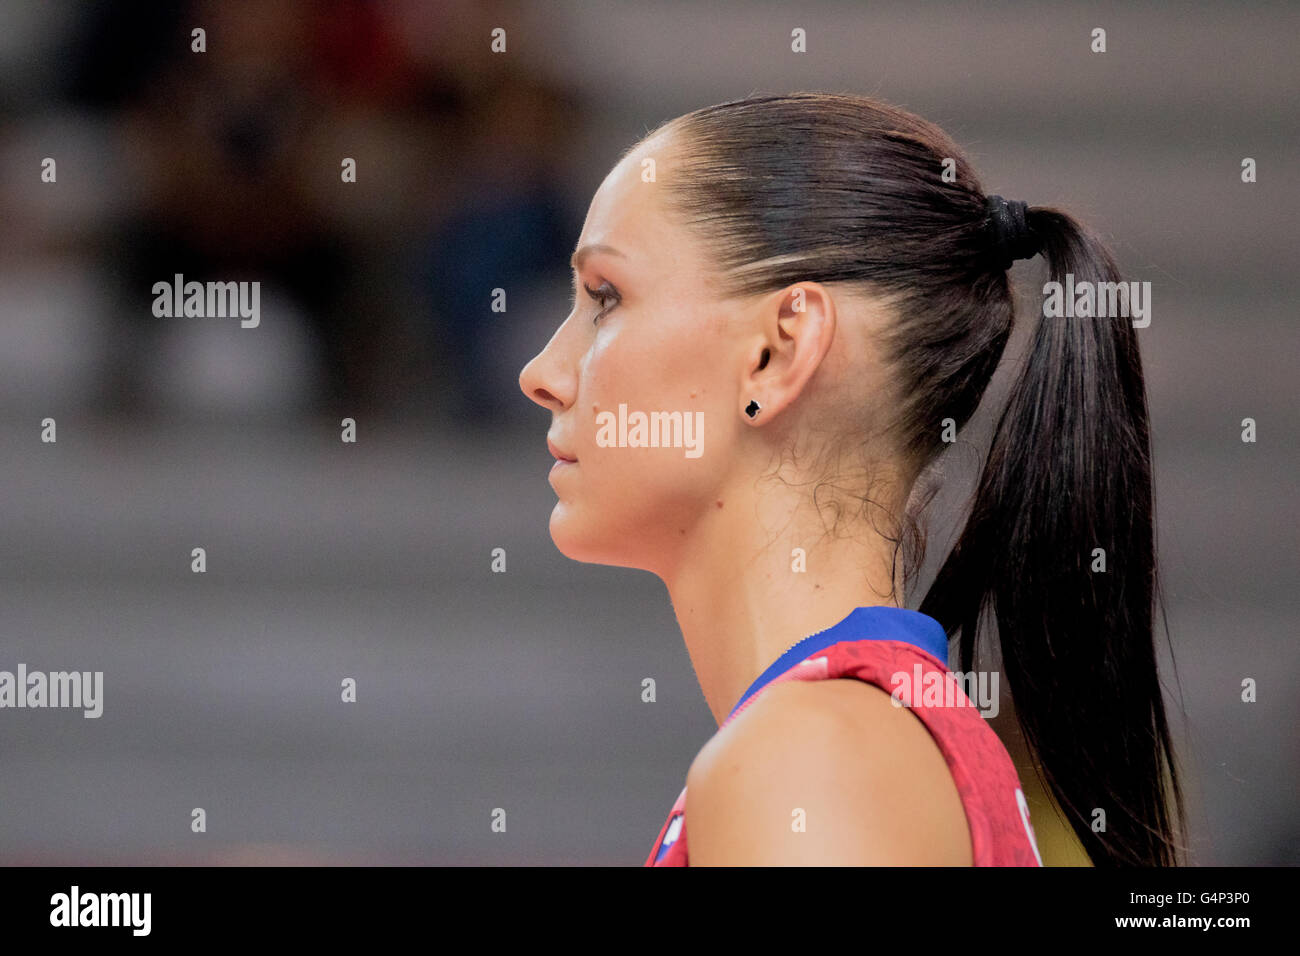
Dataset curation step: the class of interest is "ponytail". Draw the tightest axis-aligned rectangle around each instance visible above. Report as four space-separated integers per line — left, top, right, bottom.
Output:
919 207 1187 866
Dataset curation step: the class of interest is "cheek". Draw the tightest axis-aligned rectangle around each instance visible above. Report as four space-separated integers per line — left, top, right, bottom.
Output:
575 323 703 450
581 306 722 406
554 322 733 552
588 318 730 453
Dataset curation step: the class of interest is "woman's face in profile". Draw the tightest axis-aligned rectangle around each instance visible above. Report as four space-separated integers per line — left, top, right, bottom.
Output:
519 133 744 576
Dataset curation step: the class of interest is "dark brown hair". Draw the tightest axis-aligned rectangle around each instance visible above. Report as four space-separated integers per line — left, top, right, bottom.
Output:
648 91 1186 866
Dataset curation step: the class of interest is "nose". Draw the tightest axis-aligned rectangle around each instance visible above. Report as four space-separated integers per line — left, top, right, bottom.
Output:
519 345 570 413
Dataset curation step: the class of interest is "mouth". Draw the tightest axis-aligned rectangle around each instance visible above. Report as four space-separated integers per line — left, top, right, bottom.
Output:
547 437 577 464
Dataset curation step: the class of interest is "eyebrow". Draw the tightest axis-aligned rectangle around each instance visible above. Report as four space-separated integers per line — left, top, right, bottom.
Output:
570 243 627 271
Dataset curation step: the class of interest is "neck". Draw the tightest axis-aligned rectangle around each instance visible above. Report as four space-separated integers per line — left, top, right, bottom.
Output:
660 479 904 726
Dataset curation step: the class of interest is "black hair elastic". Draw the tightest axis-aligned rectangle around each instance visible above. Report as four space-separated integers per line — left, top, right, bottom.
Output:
985 194 1042 270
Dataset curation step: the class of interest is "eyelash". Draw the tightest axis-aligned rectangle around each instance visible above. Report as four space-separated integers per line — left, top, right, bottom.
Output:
583 282 620 324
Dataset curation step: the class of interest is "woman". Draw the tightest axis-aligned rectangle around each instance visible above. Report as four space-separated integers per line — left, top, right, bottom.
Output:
518 92 1185 866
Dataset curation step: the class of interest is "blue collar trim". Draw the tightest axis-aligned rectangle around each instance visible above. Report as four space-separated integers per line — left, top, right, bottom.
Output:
726 606 950 721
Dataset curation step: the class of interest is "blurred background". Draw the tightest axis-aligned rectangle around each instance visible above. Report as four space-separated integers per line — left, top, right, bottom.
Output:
0 0 1295 865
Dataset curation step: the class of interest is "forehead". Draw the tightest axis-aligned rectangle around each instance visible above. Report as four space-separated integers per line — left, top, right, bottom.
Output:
576 131 690 272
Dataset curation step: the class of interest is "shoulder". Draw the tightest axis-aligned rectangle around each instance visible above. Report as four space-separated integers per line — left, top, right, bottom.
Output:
685 677 973 865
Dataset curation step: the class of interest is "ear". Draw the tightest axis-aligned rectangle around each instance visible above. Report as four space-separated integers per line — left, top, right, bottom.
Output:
740 282 837 424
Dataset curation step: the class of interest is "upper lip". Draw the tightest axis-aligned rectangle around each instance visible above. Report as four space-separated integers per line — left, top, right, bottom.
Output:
547 437 577 462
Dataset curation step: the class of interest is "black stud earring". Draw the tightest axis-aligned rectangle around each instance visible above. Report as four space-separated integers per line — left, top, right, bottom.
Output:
744 399 761 419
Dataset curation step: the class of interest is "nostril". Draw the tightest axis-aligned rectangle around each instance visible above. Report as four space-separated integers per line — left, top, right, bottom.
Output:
528 386 562 410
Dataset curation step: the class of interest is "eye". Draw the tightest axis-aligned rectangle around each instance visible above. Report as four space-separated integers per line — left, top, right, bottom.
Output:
584 281 620 324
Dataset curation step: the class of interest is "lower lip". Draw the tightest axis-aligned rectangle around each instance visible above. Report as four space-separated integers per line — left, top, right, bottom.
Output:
550 459 576 473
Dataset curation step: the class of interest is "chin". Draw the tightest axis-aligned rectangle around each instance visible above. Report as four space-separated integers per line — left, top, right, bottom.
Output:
548 504 646 570
548 504 599 562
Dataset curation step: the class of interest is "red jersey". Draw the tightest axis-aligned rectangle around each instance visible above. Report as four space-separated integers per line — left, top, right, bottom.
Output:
644 606 1043 866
